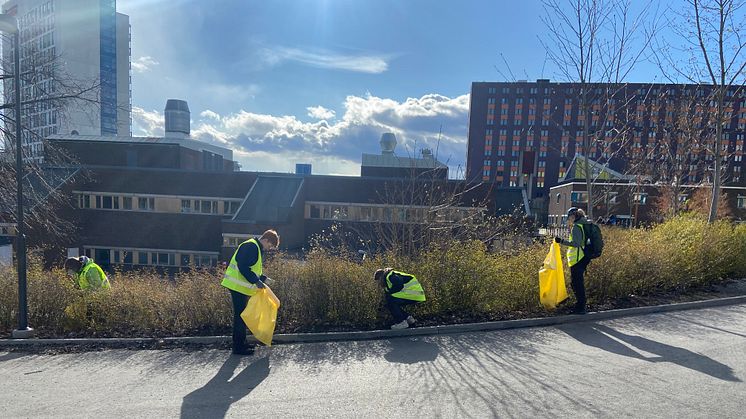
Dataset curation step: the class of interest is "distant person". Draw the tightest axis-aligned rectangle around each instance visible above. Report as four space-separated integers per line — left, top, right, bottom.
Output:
555 207 592 314
64 256 110 291
222 230 280 355
374 268 426 329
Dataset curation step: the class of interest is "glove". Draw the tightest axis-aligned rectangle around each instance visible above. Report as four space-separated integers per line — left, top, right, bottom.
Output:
260 274 267 282
554 237 563 244
256 277 266 288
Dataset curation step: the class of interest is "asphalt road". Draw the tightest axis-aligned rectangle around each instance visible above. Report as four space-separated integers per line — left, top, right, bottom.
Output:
1 304 745 418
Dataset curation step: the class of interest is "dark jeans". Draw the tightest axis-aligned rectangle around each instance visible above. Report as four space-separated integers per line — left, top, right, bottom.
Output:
385 294 418 323
570 256 591 310
230 290 254 350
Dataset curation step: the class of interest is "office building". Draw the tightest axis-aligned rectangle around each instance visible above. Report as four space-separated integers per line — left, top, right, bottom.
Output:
2 0 131 161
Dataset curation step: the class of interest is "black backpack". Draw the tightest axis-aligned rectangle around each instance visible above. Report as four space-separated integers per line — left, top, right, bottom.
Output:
581 222 604 259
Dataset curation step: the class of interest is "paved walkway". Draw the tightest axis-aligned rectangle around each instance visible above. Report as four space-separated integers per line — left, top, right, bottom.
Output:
1 304 745 418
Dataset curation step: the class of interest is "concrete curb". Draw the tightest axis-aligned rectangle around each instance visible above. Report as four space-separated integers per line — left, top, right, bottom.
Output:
2 294 745 348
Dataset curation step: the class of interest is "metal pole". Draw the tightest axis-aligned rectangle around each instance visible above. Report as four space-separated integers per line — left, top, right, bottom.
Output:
12 30 32 338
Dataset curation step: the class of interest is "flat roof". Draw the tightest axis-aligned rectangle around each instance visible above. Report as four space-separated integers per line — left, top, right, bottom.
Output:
46 134 233 161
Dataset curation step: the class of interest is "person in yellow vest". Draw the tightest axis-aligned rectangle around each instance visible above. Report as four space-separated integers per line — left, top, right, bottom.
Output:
555 207 591 315
374 268 426 329
222 230 280 355
64 256 110 291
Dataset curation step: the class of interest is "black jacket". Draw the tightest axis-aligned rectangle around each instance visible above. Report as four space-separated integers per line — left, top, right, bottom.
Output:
235 240 264 284
380 269 414 294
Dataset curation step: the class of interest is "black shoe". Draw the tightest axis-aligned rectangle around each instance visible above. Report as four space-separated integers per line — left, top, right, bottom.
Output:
572 307 588 315
232 346 255 356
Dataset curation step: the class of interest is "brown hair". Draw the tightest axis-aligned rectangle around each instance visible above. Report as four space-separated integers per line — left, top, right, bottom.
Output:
260 229 280 247
575 208 586 218
64 257 82 272
374 268 392 283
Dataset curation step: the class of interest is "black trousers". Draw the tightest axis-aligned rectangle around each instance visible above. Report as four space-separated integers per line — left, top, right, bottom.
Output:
385 294 418 323
570 256 591 310
230 290 254 350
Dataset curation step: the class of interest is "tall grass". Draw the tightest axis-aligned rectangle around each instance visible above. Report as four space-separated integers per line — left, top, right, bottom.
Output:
1 216 744 337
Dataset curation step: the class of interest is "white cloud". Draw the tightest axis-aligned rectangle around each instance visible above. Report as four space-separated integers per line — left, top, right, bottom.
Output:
134 93 470 177
131 56 159 73
200 110 221 121
132 107 164 136
306 105 336 120
260 47 390 74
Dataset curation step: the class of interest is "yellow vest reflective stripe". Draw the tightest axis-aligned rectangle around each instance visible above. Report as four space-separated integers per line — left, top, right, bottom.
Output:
386 271 426 302
567 224 586 267
79 262 110 290
221 238 263 296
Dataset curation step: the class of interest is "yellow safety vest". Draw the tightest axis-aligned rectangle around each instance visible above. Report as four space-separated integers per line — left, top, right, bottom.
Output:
78 261 110 290
221 238 263 296
386 270 426 302
567 224 586 267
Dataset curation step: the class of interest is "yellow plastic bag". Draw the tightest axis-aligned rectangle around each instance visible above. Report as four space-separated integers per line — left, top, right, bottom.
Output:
240 287 281 346
539 242 568 309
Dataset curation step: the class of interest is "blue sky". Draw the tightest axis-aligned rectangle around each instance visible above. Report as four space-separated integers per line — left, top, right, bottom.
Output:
119 0 671 176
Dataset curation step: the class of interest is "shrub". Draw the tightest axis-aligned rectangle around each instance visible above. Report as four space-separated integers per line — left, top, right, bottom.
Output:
0 217 743 337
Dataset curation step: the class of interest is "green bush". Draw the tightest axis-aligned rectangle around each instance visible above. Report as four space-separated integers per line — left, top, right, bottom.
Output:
0 217 744 337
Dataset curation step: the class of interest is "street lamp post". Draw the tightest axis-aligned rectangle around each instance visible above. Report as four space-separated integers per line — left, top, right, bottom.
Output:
0 14 33 338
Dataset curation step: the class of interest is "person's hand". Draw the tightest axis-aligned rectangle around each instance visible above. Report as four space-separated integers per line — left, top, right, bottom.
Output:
260 274 267 282
256 279 266 289
554 237 563 244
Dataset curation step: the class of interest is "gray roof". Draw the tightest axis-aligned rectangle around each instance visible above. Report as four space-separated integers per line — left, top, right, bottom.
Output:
232 176 304 223
46 134 233 161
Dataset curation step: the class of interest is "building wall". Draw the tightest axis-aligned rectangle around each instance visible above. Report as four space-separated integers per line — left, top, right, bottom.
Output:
467 81 746 223
548 182 746 231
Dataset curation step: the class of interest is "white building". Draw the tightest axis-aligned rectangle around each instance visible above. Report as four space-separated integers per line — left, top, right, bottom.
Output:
2 0 131 162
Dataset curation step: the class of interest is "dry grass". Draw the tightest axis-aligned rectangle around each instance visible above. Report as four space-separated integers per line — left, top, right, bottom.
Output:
1 216 744 337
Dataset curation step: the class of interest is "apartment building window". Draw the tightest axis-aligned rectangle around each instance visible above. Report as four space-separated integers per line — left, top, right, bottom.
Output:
738 196 746 209
79 194 91 208
488 98 496 104
138 197 155 211
488 87 497 94
514 119 522 125
156 253 175 266
181 199 192 213
138 252 148 265
571 192 588 203
633 193 648 205
501 87 509 94
483 159 491 166
195 200 218 214
543 98 551 105
123 197 132 210
530 87 538 94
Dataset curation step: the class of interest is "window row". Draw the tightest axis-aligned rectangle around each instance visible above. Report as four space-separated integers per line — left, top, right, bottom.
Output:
83 247 218 268
305 202 483 224
75 192 242 215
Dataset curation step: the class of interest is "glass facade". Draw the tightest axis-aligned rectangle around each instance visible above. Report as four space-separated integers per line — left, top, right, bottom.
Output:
100 0 118 135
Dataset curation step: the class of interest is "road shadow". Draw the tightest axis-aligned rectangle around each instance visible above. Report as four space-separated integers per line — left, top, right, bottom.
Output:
384 337 440 364
180 355 270 419
560 323 740 382
0 351 29 363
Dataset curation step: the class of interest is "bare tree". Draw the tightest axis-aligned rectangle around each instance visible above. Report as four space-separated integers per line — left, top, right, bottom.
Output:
0 33 103 253
656 0 746 222
541 0 659 220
